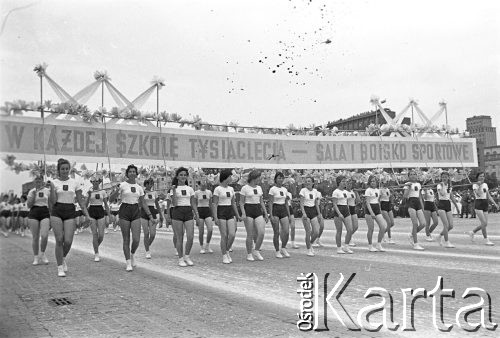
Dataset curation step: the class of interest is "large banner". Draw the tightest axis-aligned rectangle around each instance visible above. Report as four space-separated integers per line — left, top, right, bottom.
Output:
0 115 477 169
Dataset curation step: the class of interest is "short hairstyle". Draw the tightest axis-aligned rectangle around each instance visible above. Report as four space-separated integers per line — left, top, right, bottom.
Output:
57 158 71 175
125 164 138 178
336 175 346 186
247 170 261 184
219 169 233 183
274 172 284 183
172 167 189 186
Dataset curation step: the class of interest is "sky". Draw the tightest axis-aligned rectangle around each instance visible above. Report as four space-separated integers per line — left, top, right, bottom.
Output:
1 0 499 193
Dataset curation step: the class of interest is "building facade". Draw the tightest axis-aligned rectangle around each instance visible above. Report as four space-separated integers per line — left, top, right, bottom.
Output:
327 108 410 131
484 145 500 178
466 115 497 171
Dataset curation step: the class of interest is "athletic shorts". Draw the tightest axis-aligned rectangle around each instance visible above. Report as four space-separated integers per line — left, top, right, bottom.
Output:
380 201 391 212
424 201 437 213
244 204 263 219
197 207 211 219
0 210 11 218
272 204 288 219
172 206 193 222
88 205 106 220
369 203 381 216
75 210 83 218
28 206 50 222
438 200 452 212
333 205 350 218
304 206 318 220
407 197 422 211
110 210 119 216
475 199 488 212
349 205 356 216
51 203 76 221
119 203 141 222
217 205 234 220
141 206 159 219
19 211 29 218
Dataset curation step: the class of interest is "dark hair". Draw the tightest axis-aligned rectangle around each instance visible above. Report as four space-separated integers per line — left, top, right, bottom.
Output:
219 169 233 183
367 175 377 186
274 172 285 183
143 178 154 186
172 167 189 186
476 172 484 180
125 164 138 178
305 176 314 183
57 158 70 175
21 195 27 201
336 175 346 186
247 170 261 184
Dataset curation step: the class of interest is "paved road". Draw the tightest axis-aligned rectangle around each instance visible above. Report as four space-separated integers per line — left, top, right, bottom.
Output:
0 215 498 337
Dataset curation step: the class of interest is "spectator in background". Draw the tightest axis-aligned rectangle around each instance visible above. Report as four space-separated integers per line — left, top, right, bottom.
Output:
461 191 471 218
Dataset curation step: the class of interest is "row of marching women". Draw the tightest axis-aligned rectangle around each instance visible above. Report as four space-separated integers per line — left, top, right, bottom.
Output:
1 158 498 277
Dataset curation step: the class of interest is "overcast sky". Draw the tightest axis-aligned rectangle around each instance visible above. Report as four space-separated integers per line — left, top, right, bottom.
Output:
1 0 499 193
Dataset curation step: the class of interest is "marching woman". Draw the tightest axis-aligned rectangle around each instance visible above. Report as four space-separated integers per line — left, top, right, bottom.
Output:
141 178 163 259
332 176 354 254
268 172 291 258
313 190 325 247
212 169 241 264
195 181 214 254
27 176 51 265
170 167 199 267
284 181 299 249
49 158 90 277
240 170 269 261
422 186 439 242
0 194 11 237
299 177 322 257
436 172 458 248
364 176 387 252
109 199 120 232
379 182 395 244
109 164 152 271
403 170 427 250
468 172 499 245
86 176 110 262
346 179 359 246
18 196 30 237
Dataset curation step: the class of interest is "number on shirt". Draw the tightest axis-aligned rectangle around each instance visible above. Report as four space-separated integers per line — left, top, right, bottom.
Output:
38 192 44 198
226 192 231 198
63 185 69 191
181 190 187 196
202 195 207 199
95 194 100 199
131 187 136 193
253 189 258 195
280 191 284 196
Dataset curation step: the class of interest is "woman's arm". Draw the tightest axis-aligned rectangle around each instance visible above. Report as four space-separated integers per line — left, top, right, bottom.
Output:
300 196 307 219
212 195 219 225
260 196 269 223
191 195 199 220
332 197 343 219
365 198 374 217
315 196 322 220
155 197 163 222
140 195 154 222
76 190 90 219
231 195 241 221
239 193 246 219
268 194 274 217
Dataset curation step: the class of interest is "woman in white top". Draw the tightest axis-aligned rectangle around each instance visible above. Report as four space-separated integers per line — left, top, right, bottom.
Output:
17 196 29 237
284 184 299 249
195 181 214 254
313 190 325 248
364 175 387 252
0 194 11 237
379 182 395 244
49 158 90 277
141 178 163 259
299 177 322 256
27 176 51 265
403 170 427 250
468 172 499 245
240 170 269 261
421 186 439 242
170 167 199 267
436 172 459 248
212 169 241 264
268 172 291 259
109 164 153 271
346 179 360 246
86 176 110 262
109 197 121 231
332 176 354 254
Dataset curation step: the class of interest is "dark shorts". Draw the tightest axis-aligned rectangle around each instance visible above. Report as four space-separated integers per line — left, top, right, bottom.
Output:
369 203 381 216
28 206 50 222
349 205 356 216
217 205 234 220
51 203 76 221
75 210 83 218
89 205 106 220
304 206 318 220
197 207 211 219
0 210 11 218
19 211 29 218
424 201 437 213
333 205 350 218
380 201 391 212
407 197 422 211
244 204 263 219
119 203 141 222
141 206 159 219
272 204 288 219
172 206 193 222
110 210 119 216
475 199 488 212
438 200 452 212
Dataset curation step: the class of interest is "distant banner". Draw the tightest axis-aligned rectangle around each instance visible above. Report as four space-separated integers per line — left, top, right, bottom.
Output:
0 115 477 169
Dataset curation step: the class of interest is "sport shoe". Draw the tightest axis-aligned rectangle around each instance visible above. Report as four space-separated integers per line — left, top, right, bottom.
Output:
291 241 300 249
178 258 187 267
1 231 8 237
206 245 214 254
425 235 434 242
387 238 396 244
131 254 136 267
316 240 324 247
306 248 315 257
40 253 49 264
467 231 475 242
253 250 264 261
126 260 133 271
104 228 108 234
94 253 100 262
145 251 151 259
375 243 385 252
275 251 283 258
408 234 414 245
280 248 290 258
184 255 194 266
336 247 345 254
342 246 353 254
62 258 68 272
229 247 233 252
222 254 230 264
368 244 379 252
32 257 39 265
485 239 495 246
57 266 66 277
246 253 255 261
227 252 232 263
413 243 425 251
21 231 25 237
444 241 455 248
348 241 357 247
382 238 388 243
